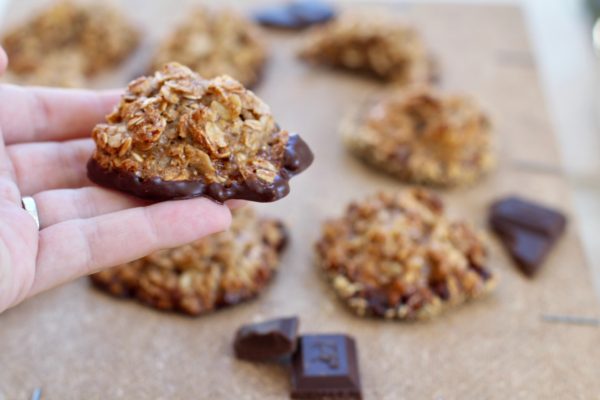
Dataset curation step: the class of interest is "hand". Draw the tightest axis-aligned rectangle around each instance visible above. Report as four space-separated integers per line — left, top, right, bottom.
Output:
0 47 232 313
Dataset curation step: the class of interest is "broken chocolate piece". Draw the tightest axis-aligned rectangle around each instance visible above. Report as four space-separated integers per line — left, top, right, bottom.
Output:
291 334 362 399
490 196 567 277
254 0 335 29
234 317 299 361
87 63 313 203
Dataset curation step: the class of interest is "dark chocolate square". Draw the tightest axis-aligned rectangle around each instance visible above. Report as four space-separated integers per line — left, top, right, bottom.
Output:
254 0 335 29
291 334 362 399
234 317 299 362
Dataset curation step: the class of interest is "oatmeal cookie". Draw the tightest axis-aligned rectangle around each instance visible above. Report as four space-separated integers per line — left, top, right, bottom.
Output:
342 87 493 186
149 8 267 88
299 13 434 84
1 0 139 87
91 207 287 316
87 63 313 202
315 189 496 320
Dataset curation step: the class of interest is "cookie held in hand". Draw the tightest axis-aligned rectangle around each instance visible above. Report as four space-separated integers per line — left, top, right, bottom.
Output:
87 63 313 202
316 189 497 320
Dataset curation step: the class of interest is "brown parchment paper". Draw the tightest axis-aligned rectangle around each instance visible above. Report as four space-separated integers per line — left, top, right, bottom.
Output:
1 2 599 399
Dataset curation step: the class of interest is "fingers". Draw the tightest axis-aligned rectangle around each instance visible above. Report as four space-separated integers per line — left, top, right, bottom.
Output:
30 198 232 296
0 47 7 76
0 85 120 145
225 199 248 210
0 129 20 204
33 186 149 229
7 138 94 195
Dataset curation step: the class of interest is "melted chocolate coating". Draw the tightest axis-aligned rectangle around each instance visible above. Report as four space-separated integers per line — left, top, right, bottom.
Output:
87 134 314 203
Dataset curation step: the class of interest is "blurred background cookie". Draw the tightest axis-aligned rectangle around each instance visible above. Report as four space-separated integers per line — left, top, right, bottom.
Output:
299 13 434 84
149 8 267 88
341 86 494 186
1 0 139 87
315 189 496 320
91 207 287 316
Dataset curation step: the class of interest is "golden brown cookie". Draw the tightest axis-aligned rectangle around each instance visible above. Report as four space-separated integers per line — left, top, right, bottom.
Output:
315 189 496 320
149 8 267 88
299 13 434 84
1 0 139 87
87 63 313 202
342 87 493 186
91 207 287 316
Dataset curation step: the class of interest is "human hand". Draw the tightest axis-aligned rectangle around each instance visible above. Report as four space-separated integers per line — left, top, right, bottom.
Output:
0 47 232 313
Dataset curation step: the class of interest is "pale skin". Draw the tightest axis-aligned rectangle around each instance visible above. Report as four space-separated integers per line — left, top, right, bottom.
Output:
0 47 234 313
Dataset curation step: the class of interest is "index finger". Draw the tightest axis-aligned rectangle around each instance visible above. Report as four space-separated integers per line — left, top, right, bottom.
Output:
0 84 120 145
0 47 7 76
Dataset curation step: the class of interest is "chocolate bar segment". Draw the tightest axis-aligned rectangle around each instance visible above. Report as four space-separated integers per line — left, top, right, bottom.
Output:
291 335 362 399
234 317 299 361
490 197 567 238
490 196 567 277
254 0 335 29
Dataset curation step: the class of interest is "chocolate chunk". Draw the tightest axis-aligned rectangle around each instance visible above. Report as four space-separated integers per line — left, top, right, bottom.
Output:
490 196 567 277
254 1 335 30
291 335 362 399
234 317 299 361
490 197 567 238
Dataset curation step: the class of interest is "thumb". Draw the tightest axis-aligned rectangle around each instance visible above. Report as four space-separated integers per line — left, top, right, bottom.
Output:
0 47 7 76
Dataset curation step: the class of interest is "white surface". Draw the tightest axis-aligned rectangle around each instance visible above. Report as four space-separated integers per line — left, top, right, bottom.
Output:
0 0 599 290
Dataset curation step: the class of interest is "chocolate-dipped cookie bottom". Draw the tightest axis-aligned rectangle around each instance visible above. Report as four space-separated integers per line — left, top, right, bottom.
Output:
87 134 314 203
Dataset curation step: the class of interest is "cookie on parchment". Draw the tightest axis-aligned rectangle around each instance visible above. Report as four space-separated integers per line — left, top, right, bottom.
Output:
149 8 267 88
342 87 493 186
299 13 435 84
91 207 287 316
1 0 139 87
315 189 496 320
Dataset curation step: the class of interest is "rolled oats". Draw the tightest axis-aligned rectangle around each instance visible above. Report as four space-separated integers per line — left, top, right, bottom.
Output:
91 207 287 316
342 86 494 186
149 8 267 88
87 62 313 202
299 13 434 84
1 0 139 87
315 189 497 320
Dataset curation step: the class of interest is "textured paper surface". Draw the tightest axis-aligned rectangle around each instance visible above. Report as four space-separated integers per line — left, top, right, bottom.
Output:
1 2 599 399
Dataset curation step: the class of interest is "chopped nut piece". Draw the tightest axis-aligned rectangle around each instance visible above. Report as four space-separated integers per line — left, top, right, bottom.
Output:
315 189 497 320
90 207 287 316
88 63 313 202
299 13 435 84
1 0 139 87
149 8 267 87
342 86 494 186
